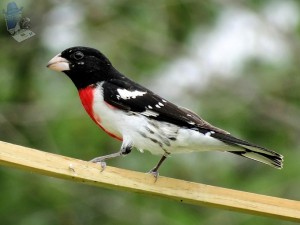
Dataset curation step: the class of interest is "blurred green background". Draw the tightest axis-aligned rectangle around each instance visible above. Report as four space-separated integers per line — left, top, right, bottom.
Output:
0 0 300 224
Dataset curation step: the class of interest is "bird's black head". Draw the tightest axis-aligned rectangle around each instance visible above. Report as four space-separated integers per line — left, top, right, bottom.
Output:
47 46 119 89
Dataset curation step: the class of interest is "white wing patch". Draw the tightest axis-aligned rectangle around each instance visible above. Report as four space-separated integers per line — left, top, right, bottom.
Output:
205 131 215 137
117 89 147 100
141 109 159 117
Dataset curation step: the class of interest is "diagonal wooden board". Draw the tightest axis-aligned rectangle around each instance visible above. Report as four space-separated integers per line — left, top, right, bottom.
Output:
0 140 299 222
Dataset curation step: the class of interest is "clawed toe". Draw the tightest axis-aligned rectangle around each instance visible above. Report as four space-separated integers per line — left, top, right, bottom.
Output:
99 161 106 172
90 158 107 172
148 169 159 182
147 154 168 182
89 151 127 173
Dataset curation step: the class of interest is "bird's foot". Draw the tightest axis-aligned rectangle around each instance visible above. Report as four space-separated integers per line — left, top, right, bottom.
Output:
89 151 126 172
148 168 159 182
147 154 168 182
90 157 107 172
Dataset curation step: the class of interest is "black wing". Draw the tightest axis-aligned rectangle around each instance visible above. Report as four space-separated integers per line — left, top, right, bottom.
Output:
102 78 228 135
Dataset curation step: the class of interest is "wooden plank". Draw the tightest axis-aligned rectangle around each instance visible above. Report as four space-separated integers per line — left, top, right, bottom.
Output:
0 140 299 222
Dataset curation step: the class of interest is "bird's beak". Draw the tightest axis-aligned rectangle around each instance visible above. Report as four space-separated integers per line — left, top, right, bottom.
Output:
47 53 70 71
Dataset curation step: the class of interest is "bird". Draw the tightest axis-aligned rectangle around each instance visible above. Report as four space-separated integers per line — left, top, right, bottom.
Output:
47 46 283 179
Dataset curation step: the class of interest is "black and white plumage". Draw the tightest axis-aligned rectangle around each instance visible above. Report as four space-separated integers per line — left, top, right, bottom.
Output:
47 46 283 178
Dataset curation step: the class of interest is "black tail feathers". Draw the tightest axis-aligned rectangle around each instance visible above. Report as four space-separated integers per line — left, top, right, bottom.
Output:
229 149 283 169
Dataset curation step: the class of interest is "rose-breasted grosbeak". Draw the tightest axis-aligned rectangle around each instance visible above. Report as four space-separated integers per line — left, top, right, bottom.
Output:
47 46 283 178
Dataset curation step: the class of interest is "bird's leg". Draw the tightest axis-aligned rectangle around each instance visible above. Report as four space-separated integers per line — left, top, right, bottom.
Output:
90 143 132 172
148 153 169 181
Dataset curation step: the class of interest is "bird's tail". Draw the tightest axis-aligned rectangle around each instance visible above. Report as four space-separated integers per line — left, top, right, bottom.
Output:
228 147 283 169
211 132 283 169
227 142 283 169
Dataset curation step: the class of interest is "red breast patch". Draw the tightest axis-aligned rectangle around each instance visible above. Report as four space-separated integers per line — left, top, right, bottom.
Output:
78 86 122 141
79 86 95 122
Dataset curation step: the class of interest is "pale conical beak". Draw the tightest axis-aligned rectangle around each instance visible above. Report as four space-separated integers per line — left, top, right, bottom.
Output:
47 53 70 71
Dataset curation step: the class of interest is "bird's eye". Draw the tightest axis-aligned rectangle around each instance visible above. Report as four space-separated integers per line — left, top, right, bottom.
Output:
72 51 84 60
